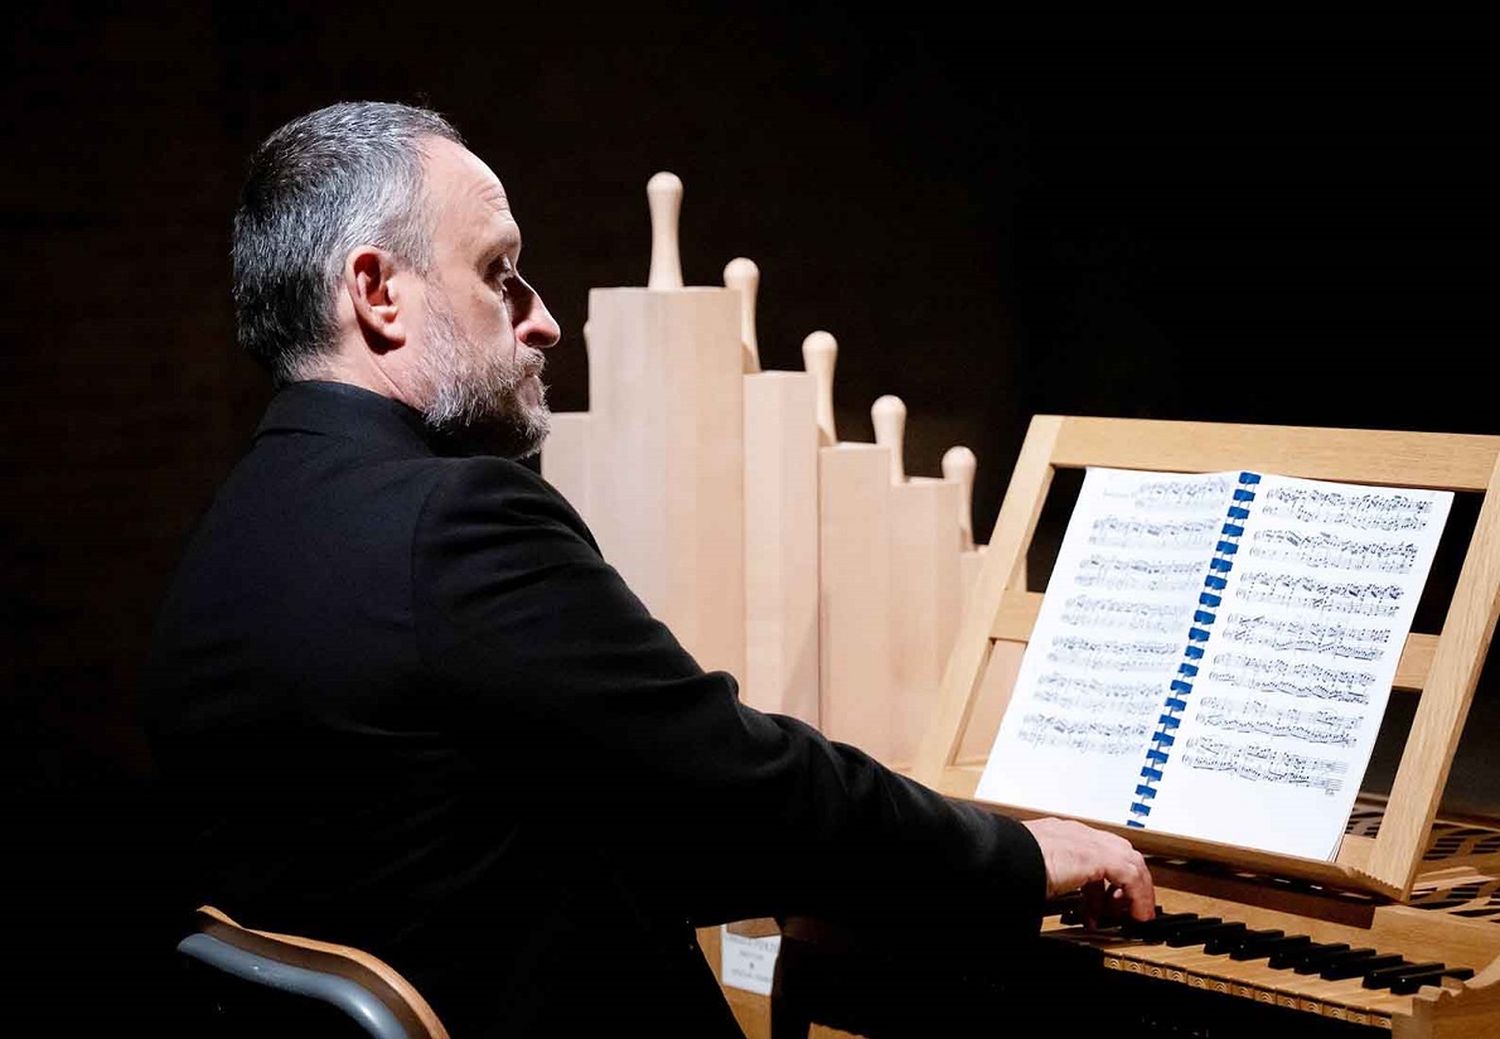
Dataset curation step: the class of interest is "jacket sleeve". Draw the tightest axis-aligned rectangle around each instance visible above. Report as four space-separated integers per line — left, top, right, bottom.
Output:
411 457 1045 940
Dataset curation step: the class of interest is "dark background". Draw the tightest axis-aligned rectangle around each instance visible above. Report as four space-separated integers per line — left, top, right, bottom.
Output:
5 6 1496 1030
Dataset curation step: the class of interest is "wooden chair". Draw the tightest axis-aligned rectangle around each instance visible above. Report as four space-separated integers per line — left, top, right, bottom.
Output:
177 905 449 1039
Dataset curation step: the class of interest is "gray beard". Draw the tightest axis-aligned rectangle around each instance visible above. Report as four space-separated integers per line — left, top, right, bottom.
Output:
416 291 550 459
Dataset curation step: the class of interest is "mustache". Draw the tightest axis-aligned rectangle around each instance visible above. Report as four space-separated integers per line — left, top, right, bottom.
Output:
516 346 546 379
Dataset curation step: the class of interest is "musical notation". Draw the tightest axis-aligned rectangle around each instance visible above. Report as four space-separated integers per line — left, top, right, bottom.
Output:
1194 694 1361 747
1177 736 1349 795
1219 613 1392 661
1016 712 1155 758
1245 529 1421 574
1088 516 1221 551
1075 554 1204 594
1205 651 1377 705
1100 475 1235 511
1033 673 1165 713
1258 485 1442 532
1046 636 1181 672
1060 595 1186 635
977 467 1453 860
1231 571 1405 618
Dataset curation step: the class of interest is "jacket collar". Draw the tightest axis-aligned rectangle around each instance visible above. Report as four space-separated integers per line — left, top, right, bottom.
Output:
254 380 444 458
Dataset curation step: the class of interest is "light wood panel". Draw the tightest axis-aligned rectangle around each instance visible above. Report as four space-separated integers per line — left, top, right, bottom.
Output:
819 442 896 763
743 371 820 724
539 411 591 518
586 287 746 678
888 476 963 768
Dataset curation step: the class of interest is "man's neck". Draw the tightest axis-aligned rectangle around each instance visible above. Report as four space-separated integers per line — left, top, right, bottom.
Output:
299 350 412 407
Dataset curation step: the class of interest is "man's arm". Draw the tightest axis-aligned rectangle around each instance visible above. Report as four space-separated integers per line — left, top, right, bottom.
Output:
412 459 1148 934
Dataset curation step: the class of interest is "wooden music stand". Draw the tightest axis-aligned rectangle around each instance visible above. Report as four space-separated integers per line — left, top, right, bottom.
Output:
912 416 1500 901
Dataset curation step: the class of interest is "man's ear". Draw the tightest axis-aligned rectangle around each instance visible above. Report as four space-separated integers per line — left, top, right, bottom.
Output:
344 246 407 351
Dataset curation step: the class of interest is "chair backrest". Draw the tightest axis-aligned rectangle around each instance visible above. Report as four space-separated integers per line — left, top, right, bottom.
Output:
177 905 449 1039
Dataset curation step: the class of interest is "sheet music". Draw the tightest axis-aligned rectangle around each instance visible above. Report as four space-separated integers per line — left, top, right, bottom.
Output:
976 468 1452 861
976 469 1232 824
1144 474 1451 858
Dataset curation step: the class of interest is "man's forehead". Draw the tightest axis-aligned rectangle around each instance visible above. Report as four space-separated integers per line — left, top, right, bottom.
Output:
424 136 519 245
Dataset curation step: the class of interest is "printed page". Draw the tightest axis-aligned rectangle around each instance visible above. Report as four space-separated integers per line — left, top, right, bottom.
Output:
976 468 1234 824
1144 474 1452 859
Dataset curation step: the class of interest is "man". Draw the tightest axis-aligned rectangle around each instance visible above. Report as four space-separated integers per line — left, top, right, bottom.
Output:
147 101 1152 1037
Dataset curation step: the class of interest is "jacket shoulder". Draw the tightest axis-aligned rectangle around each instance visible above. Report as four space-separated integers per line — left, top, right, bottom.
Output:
415 456 600 553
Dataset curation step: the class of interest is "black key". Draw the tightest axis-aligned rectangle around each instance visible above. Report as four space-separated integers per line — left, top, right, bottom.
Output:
1122 912 1198 941
1078 903 1164 929
1323 952 1402 981
1293 944 1359 975
1255 935 1312 968
1363 960 1432 990
1391 967 1474 996
1155 916 1219 943
1052 890 1125 928
1230 932 1287 961
1059 896 1144 929
1271 939 1339 970
1204 924 1255 955
1192 922 1248 949
1163 918 1226 947
1047 894 1085 922
1228 929 1285 961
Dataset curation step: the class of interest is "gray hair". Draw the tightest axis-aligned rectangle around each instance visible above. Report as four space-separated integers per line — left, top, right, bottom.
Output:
231 101 464 382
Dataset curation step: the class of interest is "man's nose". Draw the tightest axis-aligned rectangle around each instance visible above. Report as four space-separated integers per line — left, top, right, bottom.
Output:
517 289 562 350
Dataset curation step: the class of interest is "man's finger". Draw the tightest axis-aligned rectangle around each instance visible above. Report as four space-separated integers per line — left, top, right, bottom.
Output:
1081 878 1108 929
1110 853 1156 921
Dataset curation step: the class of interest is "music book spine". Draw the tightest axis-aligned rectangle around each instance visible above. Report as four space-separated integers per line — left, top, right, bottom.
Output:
1126 471 1262 828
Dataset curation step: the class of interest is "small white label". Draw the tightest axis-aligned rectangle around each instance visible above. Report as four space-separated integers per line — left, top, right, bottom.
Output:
720 926 782 996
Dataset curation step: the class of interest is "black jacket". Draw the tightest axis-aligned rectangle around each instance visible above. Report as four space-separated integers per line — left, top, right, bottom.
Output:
145 380 1046 1036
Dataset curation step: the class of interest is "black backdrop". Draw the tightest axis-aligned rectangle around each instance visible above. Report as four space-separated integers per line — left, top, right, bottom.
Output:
5 7 1496 1031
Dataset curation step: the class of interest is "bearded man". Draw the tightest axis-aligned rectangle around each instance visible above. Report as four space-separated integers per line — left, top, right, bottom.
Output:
146 101 1152 1037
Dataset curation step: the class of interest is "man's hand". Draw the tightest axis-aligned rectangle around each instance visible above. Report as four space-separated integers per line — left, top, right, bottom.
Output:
1022 816 1155 926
